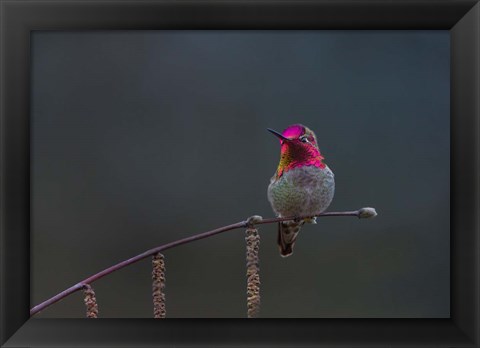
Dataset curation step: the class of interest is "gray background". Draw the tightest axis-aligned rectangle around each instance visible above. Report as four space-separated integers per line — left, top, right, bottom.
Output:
31 31 450 318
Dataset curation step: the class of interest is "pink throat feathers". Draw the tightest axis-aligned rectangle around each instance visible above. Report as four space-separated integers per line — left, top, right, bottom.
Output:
276 143 325 178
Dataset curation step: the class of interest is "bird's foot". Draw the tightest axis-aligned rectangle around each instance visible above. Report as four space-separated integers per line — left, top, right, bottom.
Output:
304 217 317 224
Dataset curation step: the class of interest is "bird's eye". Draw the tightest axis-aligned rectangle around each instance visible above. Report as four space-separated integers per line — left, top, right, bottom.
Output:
300 137 308 143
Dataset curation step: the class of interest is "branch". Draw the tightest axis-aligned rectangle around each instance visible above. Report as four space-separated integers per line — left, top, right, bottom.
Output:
30 207 376 316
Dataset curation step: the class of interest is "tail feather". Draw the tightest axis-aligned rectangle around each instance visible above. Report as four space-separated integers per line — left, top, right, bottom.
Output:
277 221 304 257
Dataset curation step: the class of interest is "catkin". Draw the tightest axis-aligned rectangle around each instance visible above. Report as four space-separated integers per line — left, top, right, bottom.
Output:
245 227 261 318
152 252 166 318
83 284 98 318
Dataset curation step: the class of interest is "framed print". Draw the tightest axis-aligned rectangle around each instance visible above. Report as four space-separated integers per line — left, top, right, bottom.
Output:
1 0 479 347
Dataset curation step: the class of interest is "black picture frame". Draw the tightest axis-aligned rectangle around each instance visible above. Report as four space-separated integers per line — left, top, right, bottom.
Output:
1 0 478 347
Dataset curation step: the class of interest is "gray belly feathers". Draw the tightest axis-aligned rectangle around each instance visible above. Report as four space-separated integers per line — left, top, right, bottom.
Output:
267 165 335 218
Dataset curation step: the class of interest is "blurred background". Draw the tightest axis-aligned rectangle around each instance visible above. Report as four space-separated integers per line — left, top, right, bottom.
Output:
31 31 450 318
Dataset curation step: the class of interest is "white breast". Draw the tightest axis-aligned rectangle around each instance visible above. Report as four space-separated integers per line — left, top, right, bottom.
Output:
267 165 335 217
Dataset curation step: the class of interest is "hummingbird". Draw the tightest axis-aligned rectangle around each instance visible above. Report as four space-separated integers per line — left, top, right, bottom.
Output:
267 124 335 257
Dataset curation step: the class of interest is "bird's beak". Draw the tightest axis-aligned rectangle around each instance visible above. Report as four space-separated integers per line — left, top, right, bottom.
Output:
267 128 290 142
